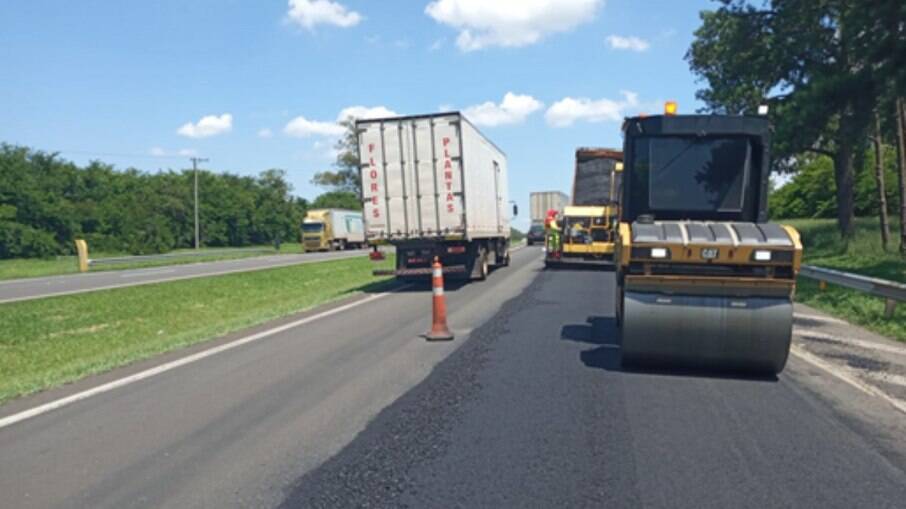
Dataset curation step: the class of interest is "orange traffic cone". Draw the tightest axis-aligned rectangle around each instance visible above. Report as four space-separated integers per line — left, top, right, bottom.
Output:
425 256 454 341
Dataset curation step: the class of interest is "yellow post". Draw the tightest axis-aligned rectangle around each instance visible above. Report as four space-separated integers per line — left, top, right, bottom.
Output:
75 239 89 273
818 280 827 291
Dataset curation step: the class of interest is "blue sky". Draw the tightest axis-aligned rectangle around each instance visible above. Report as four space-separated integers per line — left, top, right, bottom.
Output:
0 0 715 230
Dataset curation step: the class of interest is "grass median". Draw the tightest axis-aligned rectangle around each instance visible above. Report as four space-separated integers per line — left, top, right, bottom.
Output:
784 217 905 341
0 243 317 281
0 254 395 404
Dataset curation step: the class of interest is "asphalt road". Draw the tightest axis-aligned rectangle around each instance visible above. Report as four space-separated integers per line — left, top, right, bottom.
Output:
1 246 905 508
0 250 365 303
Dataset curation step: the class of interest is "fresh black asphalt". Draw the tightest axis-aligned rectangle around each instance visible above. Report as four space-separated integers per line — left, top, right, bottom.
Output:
282 267 906 508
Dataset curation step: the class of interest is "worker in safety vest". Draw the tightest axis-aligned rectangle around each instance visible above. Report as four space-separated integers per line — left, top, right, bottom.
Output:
544 209 561 254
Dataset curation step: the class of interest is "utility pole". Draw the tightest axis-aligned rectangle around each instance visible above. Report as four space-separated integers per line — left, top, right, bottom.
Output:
190 157 209 250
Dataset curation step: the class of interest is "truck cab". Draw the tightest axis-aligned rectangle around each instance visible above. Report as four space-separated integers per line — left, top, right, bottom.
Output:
302 210 332 251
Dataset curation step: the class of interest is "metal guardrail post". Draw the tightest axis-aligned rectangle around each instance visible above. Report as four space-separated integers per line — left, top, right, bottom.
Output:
884 299 897 319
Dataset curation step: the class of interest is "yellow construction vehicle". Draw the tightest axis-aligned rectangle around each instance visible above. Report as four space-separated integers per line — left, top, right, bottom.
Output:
614 104 802 374
545 149 622 267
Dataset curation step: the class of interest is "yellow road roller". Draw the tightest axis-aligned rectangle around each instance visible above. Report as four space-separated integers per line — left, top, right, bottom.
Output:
614 106 802 374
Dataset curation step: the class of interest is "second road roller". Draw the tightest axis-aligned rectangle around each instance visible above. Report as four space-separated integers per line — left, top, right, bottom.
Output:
614 104 802 374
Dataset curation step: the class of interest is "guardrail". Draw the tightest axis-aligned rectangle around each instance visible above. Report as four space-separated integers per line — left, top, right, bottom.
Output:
75 239 276 272
800 264 906 318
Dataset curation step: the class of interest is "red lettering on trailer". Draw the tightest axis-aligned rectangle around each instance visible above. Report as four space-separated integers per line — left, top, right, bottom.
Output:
368 145 381 219
440 132 456 217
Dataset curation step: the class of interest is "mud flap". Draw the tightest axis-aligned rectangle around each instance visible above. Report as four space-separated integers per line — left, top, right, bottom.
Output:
621 291 792 374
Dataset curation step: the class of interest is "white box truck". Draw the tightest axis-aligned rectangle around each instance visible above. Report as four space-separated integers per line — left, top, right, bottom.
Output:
357 112 515 280
530 191 569 223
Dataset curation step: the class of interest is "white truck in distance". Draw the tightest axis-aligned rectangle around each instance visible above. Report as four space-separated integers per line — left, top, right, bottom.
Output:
357 112 515 280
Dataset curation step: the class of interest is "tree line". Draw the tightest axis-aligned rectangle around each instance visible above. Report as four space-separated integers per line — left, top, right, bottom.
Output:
0 143 361 259
688 0 906 253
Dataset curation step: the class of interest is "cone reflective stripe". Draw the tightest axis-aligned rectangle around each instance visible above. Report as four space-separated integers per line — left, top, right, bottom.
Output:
425 257 454 341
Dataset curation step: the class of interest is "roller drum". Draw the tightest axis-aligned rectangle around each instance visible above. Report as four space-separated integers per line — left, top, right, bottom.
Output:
621 291 792 374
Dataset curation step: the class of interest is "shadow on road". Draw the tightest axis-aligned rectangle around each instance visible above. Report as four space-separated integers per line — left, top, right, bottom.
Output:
563 315 779 382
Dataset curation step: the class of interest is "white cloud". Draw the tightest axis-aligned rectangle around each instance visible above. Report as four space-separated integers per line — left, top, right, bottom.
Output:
606 34 650 52
545 91 639 127
336 105 397 121
150 147 198 157
258 128 274 138
177 113 233 138
425 0 602 51
429 38 445 51
285 105 397 138
463 92 543 126
284 116 346 138
286 0 362 29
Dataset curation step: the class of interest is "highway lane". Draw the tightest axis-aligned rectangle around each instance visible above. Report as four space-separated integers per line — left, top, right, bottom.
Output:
286 264 906 508
0 250 366 303
0 246 540 509
2 247 905 508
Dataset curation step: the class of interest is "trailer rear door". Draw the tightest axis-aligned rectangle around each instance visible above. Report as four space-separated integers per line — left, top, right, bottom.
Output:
359 114 465 240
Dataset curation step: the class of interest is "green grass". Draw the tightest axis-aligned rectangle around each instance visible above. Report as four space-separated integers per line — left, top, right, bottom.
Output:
0 243 311 281
782 217 905 341
0 254 395 404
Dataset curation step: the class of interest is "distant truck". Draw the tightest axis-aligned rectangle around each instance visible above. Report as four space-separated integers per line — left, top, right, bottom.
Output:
357 112 515 280
301 209 365 252
530 191 569 223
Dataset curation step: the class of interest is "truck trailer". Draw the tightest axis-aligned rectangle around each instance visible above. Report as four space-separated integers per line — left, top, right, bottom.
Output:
301 209 365 252
357 112 514 280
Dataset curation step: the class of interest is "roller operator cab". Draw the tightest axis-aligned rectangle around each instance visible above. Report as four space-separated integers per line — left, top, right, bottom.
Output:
615 110 803 374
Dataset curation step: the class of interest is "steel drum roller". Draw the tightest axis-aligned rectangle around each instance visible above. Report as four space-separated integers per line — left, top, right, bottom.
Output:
621 291 792 374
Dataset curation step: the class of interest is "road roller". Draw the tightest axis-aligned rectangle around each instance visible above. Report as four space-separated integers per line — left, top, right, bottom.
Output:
614 105 802 374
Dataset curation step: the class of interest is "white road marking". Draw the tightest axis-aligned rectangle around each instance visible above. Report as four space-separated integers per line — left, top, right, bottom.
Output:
794 329 906 356
0 290 398 430
790 345 906 415
864 372 906 388
120 268 176 278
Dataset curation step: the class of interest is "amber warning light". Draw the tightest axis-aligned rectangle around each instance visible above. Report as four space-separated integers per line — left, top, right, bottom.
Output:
664 101 678 116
